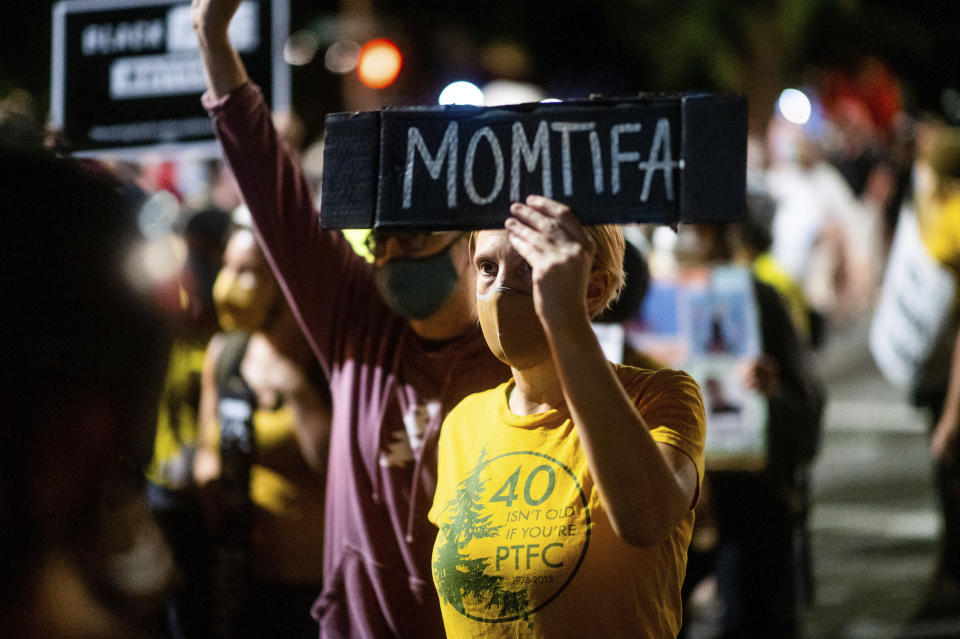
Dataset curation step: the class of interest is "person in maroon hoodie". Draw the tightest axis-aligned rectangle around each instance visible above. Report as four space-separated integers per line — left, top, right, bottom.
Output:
190 1 511 636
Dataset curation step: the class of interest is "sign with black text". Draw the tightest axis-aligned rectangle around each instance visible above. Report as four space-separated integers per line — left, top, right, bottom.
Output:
51 0 289 157
321 93 746 229
870 205 957 389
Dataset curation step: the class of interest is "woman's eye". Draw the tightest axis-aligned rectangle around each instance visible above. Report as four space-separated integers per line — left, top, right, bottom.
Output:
476 260 497 276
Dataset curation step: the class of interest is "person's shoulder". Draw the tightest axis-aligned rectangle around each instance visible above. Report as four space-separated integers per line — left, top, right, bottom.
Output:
749 273 777 298
437 383 506 454
614 363 696 390
613 362 656 385
441 382 509 434
617 365 704 412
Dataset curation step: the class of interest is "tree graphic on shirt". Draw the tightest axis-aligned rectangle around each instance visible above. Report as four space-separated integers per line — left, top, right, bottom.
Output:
433 447 530 621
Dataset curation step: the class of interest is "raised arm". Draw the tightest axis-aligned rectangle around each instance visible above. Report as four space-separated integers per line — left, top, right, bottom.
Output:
190 0 312 271
191 0 375 371
191 0 248 99
507 196 702 547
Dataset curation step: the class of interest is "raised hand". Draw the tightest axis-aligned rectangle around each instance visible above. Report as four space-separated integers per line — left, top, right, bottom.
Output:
505 195 596 328
190 0 243 41
739 355 782 398
190 0 249 98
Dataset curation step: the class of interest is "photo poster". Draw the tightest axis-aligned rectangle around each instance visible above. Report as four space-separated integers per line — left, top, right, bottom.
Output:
625 264 768 470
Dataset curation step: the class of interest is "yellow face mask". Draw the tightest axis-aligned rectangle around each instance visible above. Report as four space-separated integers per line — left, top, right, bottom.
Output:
477 287 551 370
212 268 276 332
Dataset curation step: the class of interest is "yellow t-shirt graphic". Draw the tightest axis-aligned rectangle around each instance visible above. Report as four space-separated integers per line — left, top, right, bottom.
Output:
429 365 705 638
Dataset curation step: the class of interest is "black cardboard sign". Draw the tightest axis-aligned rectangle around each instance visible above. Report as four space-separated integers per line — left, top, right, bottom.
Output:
321 93 746 230
50 0 288 158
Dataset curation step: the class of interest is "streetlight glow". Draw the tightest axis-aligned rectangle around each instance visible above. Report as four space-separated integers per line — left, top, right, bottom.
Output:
438 81 484 106
357 38 402 89
778 88 812 125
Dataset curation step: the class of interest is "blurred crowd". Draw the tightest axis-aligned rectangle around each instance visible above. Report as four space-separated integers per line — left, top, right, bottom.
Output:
3 39 960 639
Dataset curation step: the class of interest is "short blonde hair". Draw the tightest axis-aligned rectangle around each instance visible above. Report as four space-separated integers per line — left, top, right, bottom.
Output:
468 224 626 318
586 224 626 317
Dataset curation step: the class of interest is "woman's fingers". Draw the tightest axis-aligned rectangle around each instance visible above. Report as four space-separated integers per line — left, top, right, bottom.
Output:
509 195 591 250
509 200 562 239
523 195 591 245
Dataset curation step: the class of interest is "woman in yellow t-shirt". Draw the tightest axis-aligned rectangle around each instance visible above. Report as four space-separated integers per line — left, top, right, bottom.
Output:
429 196 706 638
194 226 331 639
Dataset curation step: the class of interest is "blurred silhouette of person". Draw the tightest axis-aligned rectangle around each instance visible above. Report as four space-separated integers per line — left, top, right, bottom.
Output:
192 1 510 635
144 205 231 639
904 119 960 632
676 218 825 639
733 189 812 344
0 146 174 638
193 223 331 639
765 98 879 337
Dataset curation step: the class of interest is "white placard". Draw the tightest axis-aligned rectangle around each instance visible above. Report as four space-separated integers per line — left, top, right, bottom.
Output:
870 205 957 389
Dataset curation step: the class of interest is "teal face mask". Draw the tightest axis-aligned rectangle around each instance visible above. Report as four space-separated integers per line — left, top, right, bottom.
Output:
373 240 462 320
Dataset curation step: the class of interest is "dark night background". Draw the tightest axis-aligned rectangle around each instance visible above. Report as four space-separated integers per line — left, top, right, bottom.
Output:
2 1 959 145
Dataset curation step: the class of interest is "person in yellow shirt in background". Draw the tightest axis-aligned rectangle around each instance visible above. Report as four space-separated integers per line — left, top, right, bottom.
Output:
193 222 331 639
144 207 231 639
429 195 706 638
908 119 960 625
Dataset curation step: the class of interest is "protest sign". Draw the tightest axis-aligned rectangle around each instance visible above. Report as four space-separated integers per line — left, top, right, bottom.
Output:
626 265 767 470
321 93 747 230
51 0 289 157
870 205 957 389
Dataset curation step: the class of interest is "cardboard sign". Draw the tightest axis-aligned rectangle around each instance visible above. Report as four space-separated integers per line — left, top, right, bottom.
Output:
870 205 957 389
626 265 767 470
321 93 746 230
50 0 289 157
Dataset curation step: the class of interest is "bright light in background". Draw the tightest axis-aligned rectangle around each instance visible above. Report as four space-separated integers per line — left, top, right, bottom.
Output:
126 234 187 292
481 79 545 106
357 38 402 89
343 229 374 263
284 30 319 66
438 81 484 106
137 190 180 239
128 190 186 291
778 88 812 125
325 39 361 73
540 98 561 104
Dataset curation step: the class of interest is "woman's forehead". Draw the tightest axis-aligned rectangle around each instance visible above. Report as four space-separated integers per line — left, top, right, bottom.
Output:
475 229 511 255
